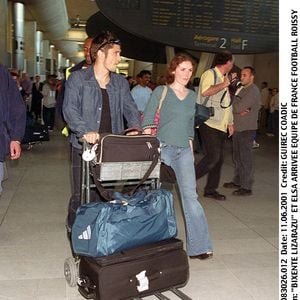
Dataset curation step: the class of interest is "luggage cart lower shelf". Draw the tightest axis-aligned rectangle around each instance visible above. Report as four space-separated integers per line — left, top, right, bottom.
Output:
78 287 192 300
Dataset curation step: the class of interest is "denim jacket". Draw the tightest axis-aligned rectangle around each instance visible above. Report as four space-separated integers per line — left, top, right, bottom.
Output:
63 65 141 149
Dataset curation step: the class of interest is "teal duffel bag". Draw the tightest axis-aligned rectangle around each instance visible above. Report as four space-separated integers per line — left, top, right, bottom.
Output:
71 189 177 257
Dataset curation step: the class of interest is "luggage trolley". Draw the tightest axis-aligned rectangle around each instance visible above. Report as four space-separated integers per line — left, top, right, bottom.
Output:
64 135 191 300
64 136 161 288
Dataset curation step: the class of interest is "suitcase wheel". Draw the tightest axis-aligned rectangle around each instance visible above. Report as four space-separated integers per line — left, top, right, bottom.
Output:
64 257 79 287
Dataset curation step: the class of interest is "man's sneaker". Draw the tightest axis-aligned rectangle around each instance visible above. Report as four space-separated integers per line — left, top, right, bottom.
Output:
252 141 260 149
204 191 226 201
223 182 240 189
232 188 252 196
266 133 275 137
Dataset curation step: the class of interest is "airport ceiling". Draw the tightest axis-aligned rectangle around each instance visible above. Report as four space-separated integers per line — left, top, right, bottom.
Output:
16 0 197 65
17 0 99 64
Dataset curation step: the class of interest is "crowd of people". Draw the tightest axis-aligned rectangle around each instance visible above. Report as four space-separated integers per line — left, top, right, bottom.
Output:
1 31 279 262
7 69 66 132
259 82 279 137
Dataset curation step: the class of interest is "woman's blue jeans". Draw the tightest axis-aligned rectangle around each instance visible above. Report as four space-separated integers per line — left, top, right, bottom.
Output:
0 161 4 194
160 143 213 256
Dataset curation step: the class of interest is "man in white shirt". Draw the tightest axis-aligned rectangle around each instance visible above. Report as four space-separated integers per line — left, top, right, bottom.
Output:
131 70 152 113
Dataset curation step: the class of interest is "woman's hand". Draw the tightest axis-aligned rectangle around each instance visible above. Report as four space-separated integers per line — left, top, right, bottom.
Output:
189 140 195 162
125 130 139 136
143 128 152 135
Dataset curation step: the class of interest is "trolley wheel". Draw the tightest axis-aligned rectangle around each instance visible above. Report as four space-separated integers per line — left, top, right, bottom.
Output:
64 257 78 287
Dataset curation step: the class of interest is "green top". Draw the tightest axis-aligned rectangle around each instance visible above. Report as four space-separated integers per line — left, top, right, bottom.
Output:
142 85 195 147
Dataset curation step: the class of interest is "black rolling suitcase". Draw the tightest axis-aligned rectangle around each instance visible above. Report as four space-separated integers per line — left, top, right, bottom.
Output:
78 238 191 300
22 113 49 145
22 122 49 144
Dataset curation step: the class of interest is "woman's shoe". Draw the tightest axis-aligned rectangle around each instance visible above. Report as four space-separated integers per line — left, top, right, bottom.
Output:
189 252 213 260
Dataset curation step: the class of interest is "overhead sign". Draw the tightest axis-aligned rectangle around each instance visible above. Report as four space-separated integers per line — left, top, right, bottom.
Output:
96 0 278 53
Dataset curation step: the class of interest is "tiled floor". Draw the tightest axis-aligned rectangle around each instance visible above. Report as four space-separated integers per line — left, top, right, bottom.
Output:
0 131 278 300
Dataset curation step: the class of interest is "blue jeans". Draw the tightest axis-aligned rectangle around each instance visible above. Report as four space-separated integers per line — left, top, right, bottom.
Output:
160 143 213 256
0 161 3 194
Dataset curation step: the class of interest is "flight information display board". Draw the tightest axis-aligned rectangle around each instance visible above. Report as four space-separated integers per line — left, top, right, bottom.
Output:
96 0 278 53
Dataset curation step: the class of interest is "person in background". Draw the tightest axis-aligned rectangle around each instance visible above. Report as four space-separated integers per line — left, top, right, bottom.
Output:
20 72 32 110
131 70 152 114
63 31 141 228
223 66 261 196
142 53 213 260
74 14 80 28
66 37 93 77
157 75 167 86
55 71 67 131
0 63 26 197
252 81 268 149
259 81 269 132
59 37 94 137
126 75 136 90
194 51 234 201
266 88 279 137
10 69 22 91
31 75 44 121
252 134 260 149
42 75 57 131
20 72 32 97
192 77 200 93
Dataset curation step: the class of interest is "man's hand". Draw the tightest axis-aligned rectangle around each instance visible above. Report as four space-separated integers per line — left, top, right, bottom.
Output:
10 141 21 160
124 127 141 136
125 130 139 136
223 74 231 88
228 124 234 137
240 109 250 116
83 132 100 144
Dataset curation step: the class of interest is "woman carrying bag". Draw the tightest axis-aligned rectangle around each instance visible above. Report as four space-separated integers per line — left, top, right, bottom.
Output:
142 53 213 259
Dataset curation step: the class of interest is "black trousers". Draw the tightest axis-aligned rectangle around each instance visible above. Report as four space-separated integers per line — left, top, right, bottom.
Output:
232 130 255 190
195 124 226 194
43 106 55 129
67 145 101 227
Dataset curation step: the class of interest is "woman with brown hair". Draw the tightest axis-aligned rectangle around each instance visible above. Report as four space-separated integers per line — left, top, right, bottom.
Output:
142 53 213 259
